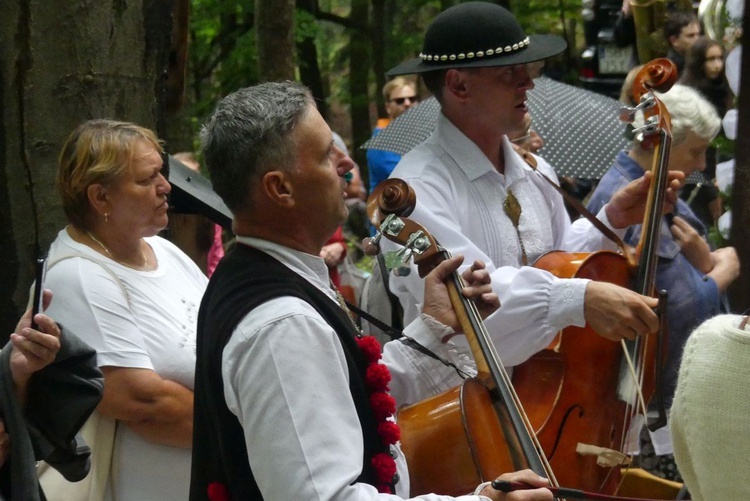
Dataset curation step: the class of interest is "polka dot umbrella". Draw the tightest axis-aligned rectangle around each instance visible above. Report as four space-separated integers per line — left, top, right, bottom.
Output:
362 76 632 179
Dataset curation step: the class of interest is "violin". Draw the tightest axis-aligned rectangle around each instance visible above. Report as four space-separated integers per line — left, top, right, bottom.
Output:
513 58 679 497
366 178 555 496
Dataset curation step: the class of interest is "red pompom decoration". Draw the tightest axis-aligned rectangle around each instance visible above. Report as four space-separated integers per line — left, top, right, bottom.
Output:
207 482 230 501
377 484 392 494
365 363 391 391
370 392 396 421
371 452 398 484
357 334 401 492
378 420 401 445
356 336 382 364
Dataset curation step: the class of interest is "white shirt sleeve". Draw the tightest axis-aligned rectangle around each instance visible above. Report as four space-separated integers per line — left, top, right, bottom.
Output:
383 314 473 408
565 206 628 253
222 297 488 501
384 177 588 368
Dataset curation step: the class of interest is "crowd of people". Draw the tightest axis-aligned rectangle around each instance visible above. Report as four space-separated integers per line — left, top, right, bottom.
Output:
6 2 743 501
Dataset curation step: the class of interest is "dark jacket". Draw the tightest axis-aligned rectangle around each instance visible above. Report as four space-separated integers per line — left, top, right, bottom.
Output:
0 327 103 501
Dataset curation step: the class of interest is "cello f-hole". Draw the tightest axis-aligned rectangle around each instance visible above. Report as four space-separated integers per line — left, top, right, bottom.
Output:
548 405 584 459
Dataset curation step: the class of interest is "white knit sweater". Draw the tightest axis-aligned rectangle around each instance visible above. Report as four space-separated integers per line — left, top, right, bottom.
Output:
670 314 750 501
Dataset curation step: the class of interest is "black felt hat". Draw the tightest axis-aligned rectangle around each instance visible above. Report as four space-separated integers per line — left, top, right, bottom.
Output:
387 2 567 76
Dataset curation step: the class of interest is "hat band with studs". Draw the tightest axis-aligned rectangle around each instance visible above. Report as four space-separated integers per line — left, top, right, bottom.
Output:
419 37 530 63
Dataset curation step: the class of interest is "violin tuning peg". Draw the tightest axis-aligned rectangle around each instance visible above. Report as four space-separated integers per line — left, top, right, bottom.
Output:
362 237 381 256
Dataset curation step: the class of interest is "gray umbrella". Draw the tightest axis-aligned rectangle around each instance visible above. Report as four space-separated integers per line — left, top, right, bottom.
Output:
362 76 632 179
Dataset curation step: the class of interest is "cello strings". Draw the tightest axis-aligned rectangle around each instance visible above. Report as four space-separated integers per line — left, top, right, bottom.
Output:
619 339 649 424
618 129 672 463
454 268 559 486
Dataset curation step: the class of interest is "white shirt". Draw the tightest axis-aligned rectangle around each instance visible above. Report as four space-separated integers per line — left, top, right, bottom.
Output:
386 114 623 368
44 229 208 501
222 236 489 501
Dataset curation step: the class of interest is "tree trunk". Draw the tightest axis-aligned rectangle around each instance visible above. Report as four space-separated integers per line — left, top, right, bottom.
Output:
349 0 371 171
728 3 750 313
255 0 296 82
297 0 328 119
0 0 172 337
371 0 387 118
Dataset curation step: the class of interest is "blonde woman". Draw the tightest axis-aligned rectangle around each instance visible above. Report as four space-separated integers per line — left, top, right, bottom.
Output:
44 120 208 500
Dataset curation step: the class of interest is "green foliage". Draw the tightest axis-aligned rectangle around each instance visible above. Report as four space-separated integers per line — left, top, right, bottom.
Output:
708 223 730 249
712 133 734 156
314 3 351 107
188 0 257 118
511 0 579 36
347 235 376 273
181 0 589 148
382 0 442 70
295 9 319 42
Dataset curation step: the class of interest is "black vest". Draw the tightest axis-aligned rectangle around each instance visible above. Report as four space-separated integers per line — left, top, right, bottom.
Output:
190 245 390 500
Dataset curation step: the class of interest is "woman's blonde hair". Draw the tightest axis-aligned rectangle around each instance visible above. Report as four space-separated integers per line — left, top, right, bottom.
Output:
57 119 163 228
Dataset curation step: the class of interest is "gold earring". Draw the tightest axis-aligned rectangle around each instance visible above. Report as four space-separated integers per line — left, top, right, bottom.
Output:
104 212 109 223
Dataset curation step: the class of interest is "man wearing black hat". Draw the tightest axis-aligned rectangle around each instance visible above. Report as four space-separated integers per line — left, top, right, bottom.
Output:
384 2 680 370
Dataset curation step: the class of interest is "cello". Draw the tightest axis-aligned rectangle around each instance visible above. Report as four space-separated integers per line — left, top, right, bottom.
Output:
512 58 681 497
366 178 555 496
366 178 679 500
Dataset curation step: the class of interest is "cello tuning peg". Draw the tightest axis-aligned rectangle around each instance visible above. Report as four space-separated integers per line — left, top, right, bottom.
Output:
392 265 412 277
619 106 636 124
383 250 402 271
384 249 413 273
362 237 381 256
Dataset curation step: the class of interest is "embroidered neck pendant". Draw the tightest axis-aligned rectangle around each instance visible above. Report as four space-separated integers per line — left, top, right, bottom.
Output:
504 189 529 266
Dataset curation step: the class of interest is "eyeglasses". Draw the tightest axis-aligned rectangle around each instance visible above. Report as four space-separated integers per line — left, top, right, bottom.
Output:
389 96 418 105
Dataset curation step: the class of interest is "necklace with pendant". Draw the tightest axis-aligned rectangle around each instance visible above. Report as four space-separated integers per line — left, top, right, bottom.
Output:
86 230 149 270
329 279 363 334
503 189 529 266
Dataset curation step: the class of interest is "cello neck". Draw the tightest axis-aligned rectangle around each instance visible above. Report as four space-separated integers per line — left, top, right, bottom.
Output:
634 129 672 297
365 178 555 482
630 59 677 296
442 251 552 479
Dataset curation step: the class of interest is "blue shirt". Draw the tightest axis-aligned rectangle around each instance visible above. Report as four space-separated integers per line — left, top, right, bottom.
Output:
366 126 402 194
588 150 721 407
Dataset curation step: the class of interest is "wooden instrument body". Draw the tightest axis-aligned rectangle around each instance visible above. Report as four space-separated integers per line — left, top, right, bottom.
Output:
513 250 647 492
398 378 519 497
369 179 553 496
511 59 677 494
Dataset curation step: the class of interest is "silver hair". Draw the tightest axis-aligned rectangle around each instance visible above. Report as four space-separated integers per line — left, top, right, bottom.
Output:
632 84 720 145
200 81 314 212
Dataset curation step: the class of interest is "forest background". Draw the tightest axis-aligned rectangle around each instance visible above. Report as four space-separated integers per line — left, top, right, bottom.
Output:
2 0 749 336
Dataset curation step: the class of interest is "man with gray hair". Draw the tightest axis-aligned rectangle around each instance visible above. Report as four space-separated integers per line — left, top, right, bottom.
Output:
587 84 740 480
189 80 550 501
